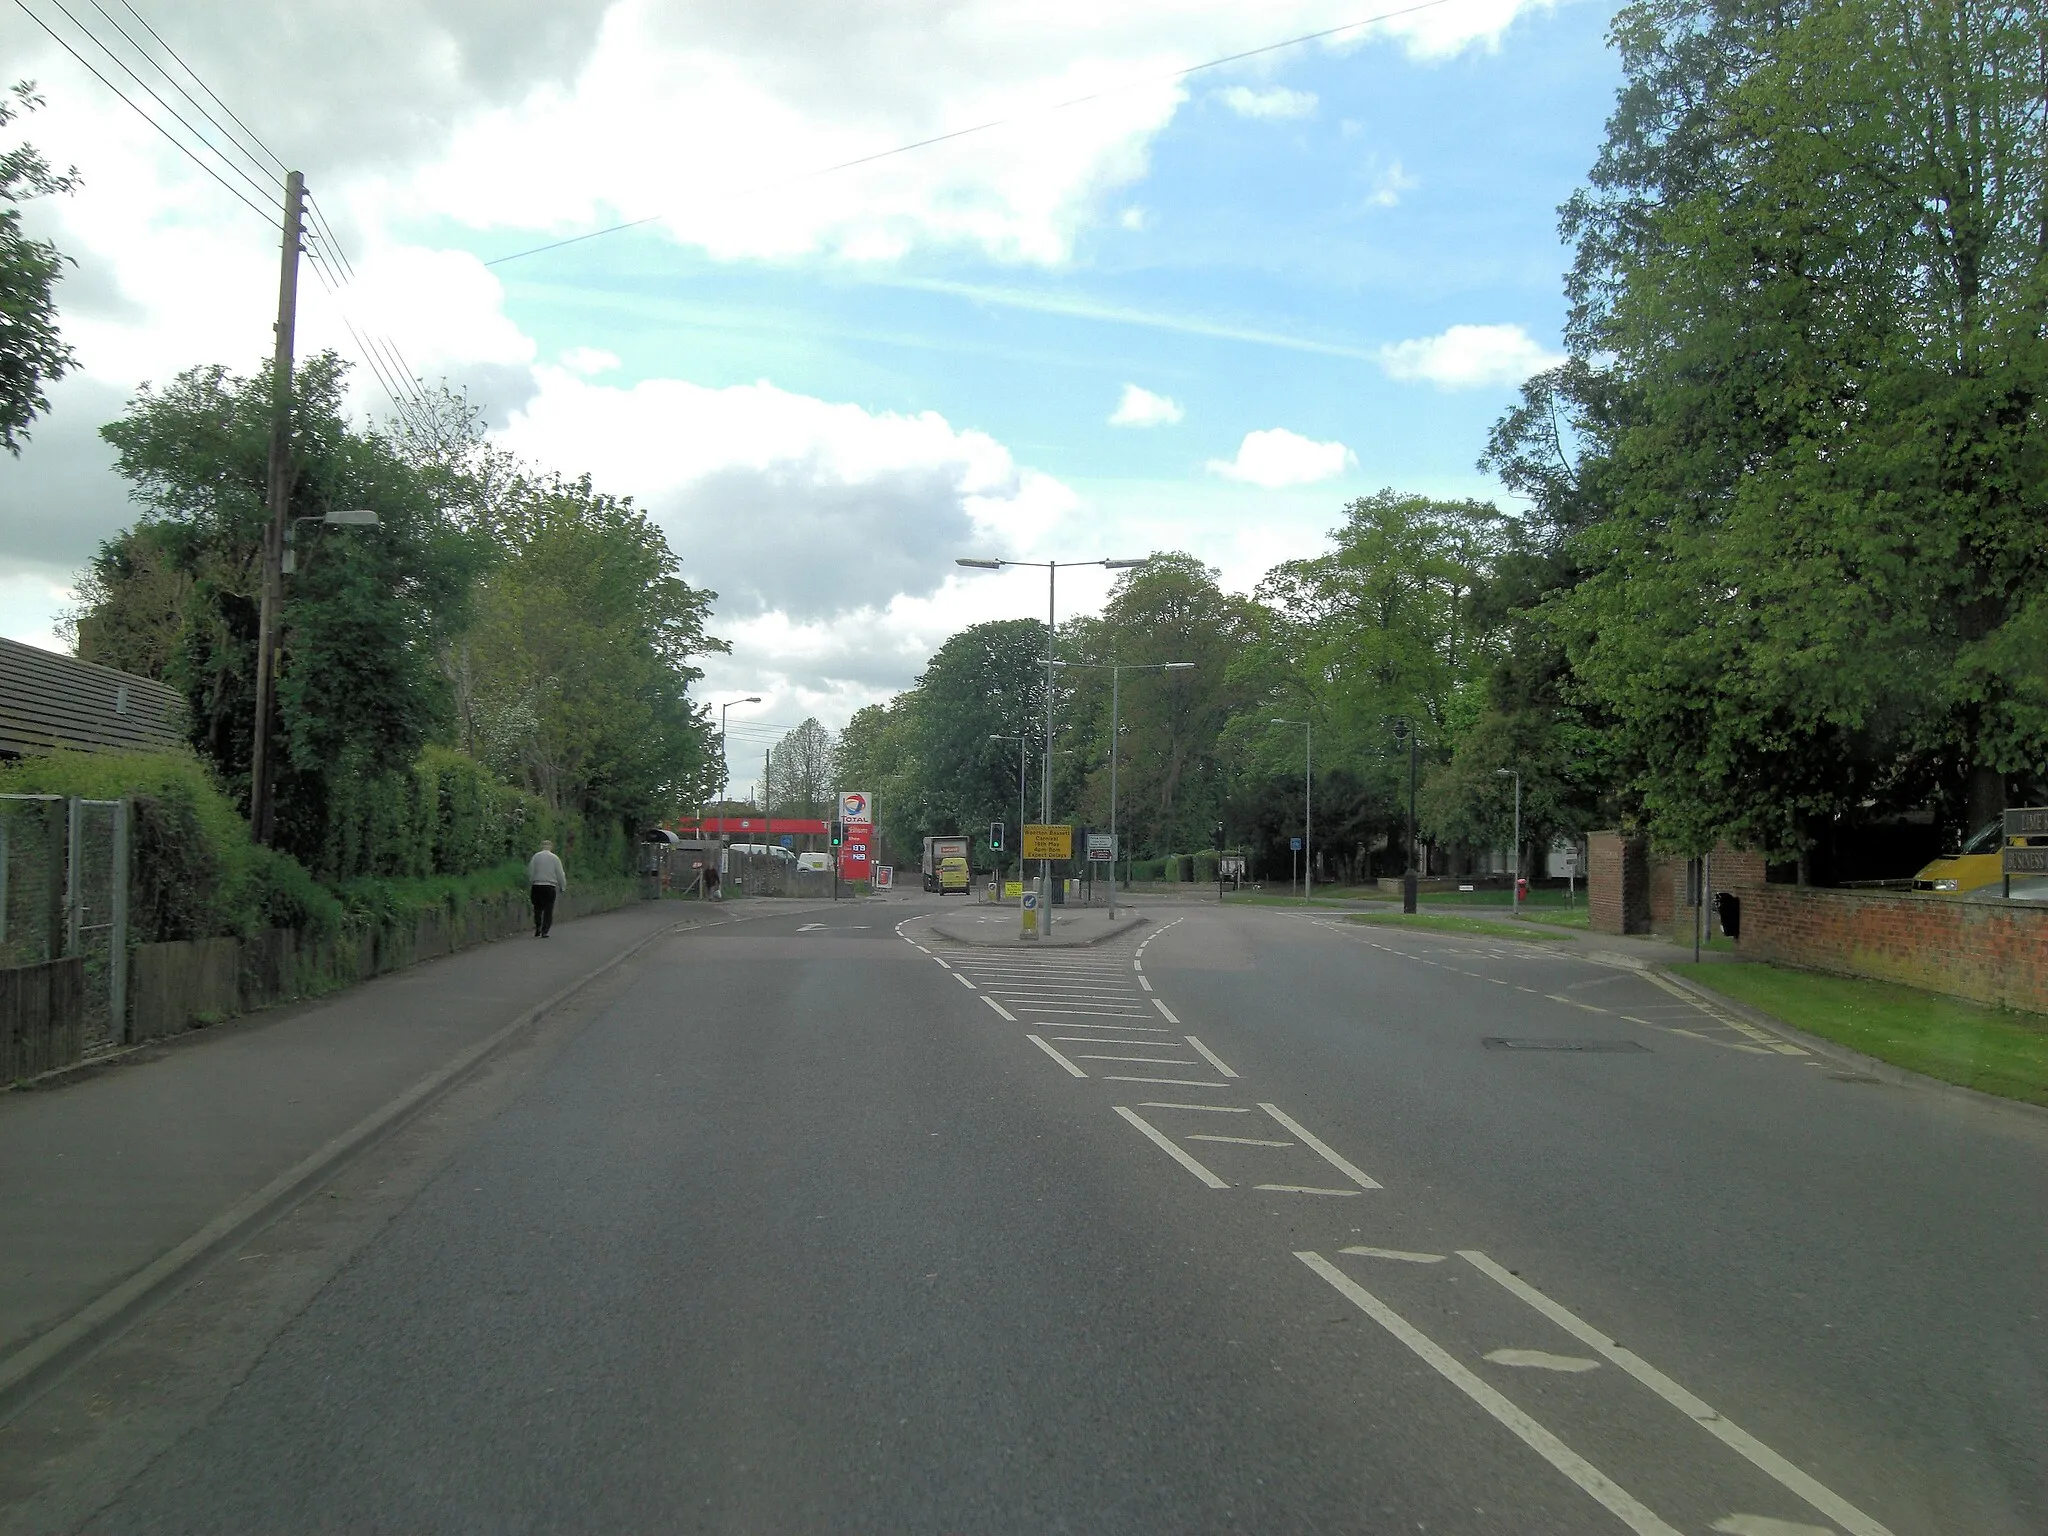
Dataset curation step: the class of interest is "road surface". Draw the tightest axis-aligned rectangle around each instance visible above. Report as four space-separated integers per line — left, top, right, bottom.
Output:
4 897 2043 1534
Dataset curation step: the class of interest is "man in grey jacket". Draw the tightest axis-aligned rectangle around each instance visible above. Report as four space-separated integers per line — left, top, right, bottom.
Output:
527 840 568 937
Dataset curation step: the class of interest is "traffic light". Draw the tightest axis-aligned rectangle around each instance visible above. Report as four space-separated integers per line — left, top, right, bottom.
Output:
829 819 845 848
989 821 1004 851
1212 821 1225 850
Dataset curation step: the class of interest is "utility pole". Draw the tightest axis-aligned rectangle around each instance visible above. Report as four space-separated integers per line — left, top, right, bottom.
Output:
249 170 305 846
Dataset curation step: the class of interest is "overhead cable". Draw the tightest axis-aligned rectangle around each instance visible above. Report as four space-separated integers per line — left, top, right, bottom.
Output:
482 0 1463 269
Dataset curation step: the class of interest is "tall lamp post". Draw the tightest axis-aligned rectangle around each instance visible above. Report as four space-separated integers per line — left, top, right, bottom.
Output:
711 696 762 830
1393 720 1421 913
956 554 1151 931
1273 718 1312 899
1054 660 1193 917
1496 768 1521 914
250 508 380 844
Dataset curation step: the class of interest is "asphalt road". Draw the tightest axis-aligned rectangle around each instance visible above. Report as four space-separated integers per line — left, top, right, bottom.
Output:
7 897 2046 1534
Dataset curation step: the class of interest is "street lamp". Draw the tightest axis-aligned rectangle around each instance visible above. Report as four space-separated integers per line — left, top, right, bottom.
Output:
1496 768 1522 914
710 695 762 830
1273 719 1312 900
992 732 1074 896
1053 659 1192 916
955 554 1150 932
251 507 383 844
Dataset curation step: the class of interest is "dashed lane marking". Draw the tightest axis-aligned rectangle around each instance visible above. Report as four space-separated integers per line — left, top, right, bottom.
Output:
1296 1253 1683 1536
955 974 977 990
1259 1103 1381 1190
1459 1250 1893 1536
1340 1246 1445 1264
1153 998 1181 1023
1114 1106 1229 1189
1139 975 1154 991
1025 1035 1088 1078
983 997 1017 1022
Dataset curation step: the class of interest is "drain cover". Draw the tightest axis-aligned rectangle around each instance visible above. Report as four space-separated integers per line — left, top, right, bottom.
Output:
1483 1038 1647 1053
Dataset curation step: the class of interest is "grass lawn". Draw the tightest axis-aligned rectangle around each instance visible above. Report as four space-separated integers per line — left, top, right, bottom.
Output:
1420 888 1585 909
1346 913 1574 941
1513 906 1591 930
1671 963 2048 1108
1222 890 1388 908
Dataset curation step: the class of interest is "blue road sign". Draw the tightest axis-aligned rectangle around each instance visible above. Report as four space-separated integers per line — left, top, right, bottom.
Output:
779 834 795 847
1290 837 1303 851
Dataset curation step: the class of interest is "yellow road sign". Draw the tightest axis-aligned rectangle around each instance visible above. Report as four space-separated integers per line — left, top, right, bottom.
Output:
1021 824 1072 860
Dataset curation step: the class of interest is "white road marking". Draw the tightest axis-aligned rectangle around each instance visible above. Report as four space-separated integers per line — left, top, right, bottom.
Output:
1141 1102 1250 1113
1133 959 1143 972
955 974 977 990
933 958 952 970
1711 1517 1837 1536
1187 1134 1294 1146
798 923 828 932
1026 1035 1088 1077
1340 1246 1445 1264
1296 1253 1683 1536
1185 1036 1240 1079
1486 1348 1600 1373
1138 975 1155 991
1459 1251 1895 1536
1258 1185 1359 1196
1052 1037 1180 1046
1077 1054 1201 1065
1101 1076 1231 1088
1258 1103 1381 1190
1114 1106 1230 1189
1153 998 1181 1023
983 997 1017 1022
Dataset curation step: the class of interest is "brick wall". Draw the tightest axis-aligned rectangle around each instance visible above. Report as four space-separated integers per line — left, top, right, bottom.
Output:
1740 887 2048 1015
1588 831 1652 935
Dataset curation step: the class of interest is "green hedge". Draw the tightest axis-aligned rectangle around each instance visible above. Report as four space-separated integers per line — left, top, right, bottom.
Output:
319 746 585 884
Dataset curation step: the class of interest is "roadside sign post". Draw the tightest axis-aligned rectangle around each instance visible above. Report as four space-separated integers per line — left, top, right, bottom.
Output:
1022 825 1072 938
1020 889 1039 939
2004 808 2048 899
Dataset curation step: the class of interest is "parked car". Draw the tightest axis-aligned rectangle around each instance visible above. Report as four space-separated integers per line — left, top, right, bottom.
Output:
796 851 832 872
1913 822 2014 894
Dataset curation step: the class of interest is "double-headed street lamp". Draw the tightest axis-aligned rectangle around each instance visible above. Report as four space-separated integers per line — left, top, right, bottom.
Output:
956 555 1150 929
1056 659 1193 916
710 695 762 827
1273 718 1312 899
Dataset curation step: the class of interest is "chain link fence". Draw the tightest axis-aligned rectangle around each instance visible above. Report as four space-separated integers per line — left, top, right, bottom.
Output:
0 794 128 1051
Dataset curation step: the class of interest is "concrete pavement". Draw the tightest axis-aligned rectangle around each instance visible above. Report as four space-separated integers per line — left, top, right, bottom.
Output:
3 895 2041 1533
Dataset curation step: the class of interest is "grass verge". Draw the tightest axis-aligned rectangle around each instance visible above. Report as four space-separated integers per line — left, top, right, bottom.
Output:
1345 913 1573 941
1670 963 2048 1108
1493 906 1590 930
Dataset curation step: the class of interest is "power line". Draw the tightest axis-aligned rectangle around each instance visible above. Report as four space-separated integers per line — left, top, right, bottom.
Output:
12 0 276 226
482 0 1463 270
112 0 290 177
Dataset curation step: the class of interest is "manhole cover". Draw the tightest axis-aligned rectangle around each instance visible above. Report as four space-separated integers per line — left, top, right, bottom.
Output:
1483 1038 1647 1053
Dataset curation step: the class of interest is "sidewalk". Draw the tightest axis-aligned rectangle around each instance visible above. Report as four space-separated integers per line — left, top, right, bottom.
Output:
929 904 1145 947
0 895 788 1412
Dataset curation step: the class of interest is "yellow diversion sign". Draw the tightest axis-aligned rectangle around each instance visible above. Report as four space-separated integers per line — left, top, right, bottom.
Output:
1020 824 1073 860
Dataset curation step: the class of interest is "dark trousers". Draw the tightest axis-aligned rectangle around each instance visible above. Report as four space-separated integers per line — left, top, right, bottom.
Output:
530 883 557 936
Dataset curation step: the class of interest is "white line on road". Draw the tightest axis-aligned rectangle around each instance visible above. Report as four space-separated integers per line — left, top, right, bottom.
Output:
1258 1185 1359 1196
1296 1253 1684 1536
1185 1036 1240 1079
1459 1251 1895 1536
933 958 952 970
1101 1076 1231 1088
1258 1104 1381 1189
1153 998 1181 1023
1487 1348 1600 1373
1139 975 1154 991
983 997 1017 1021
1052 1037 1181 1046
1141 1102 1251 1113
1077 1054 1201 1065
1187 1135 1294 1146
1340 1246 1445 1263
955 974 977 990
1114 1106 1230 1189
1026 1035 1088 1078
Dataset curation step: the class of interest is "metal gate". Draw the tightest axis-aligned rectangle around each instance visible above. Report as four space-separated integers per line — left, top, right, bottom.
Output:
0 794 129 1050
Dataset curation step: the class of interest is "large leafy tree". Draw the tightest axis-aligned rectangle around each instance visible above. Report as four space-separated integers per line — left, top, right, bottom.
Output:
0 82 78 453
78 354 481 863
1548 0 2048 861
908 618 1049 845
766 717 837 819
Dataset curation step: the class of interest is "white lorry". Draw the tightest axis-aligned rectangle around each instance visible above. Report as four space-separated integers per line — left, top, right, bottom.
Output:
921 835 970 893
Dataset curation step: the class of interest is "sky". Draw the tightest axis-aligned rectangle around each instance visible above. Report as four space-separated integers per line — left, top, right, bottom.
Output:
0 0 1621 780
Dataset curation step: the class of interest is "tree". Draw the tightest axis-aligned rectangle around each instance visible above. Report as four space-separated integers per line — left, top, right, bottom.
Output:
0 82 79 453
79 354 482 865
834 697 922 865
767 717 837 819
909 619 1049 844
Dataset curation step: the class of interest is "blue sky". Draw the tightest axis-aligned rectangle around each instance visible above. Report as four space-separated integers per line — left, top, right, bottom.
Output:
0 0 1621 762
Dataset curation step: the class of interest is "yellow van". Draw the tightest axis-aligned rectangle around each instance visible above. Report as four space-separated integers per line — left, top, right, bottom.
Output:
938 855 971 894
1913 822 2011 894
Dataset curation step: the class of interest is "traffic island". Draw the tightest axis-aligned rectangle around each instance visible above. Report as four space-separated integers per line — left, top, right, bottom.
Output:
927 905 1145 947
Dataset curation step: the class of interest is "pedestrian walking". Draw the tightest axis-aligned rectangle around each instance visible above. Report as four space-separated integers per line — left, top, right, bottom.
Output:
528 839 568 937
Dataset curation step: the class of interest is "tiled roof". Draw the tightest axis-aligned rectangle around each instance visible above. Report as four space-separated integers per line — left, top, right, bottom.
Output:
0 637 188 758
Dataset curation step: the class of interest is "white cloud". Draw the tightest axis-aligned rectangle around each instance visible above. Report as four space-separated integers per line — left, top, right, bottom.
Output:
559 346 622 375
1216 85 1318 120
1206 428 1353 488
498 370 1076 622
1108 383 1184 428
1377 324 1564 389
1118 205 1148 231
1365 159 1418 208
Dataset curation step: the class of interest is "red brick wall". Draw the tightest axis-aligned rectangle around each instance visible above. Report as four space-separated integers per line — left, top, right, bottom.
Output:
1589 831 1652 935
1740 888 2048 1015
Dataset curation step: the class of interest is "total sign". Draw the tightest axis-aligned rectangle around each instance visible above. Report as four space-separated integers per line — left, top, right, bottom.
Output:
841 822 873 878
837 790 873 824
